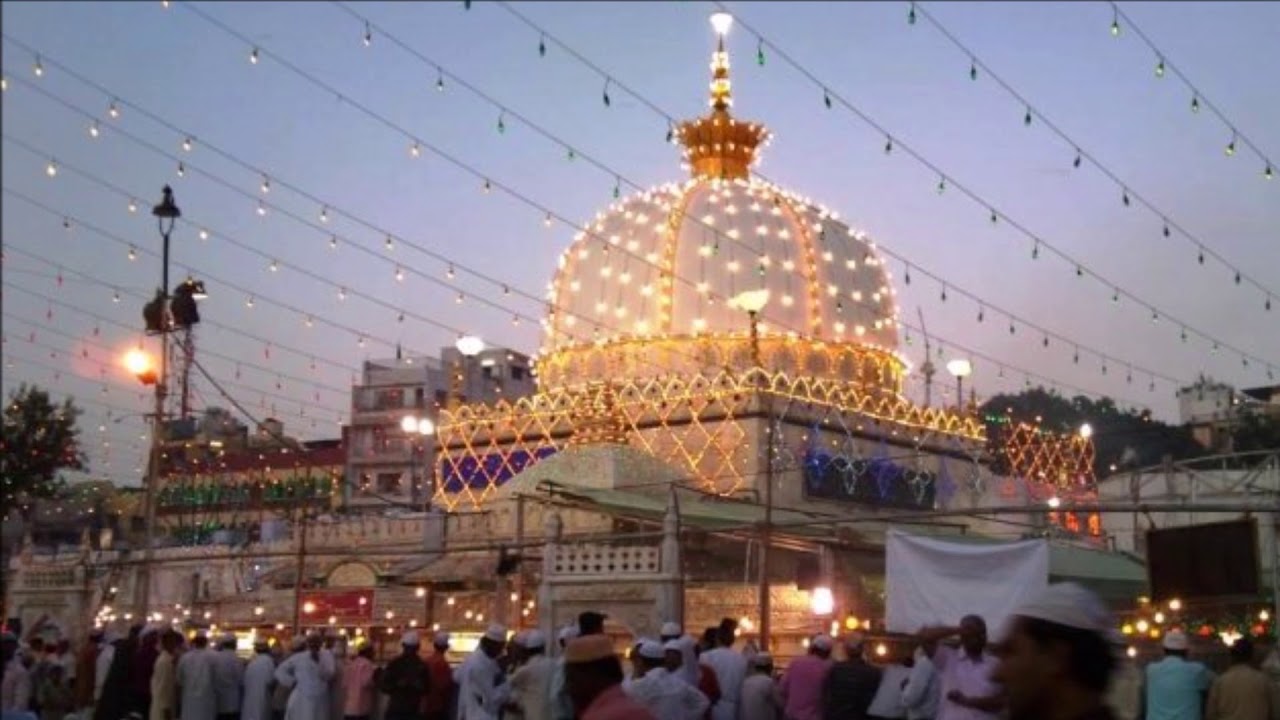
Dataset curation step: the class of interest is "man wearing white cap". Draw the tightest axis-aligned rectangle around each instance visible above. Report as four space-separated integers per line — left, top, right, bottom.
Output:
778 634 833 720
274 633 335 720
212 632 245 720
739 653 780 720
177 631 218 720
423 632 455 720
625 639 709 720
659 624 699 688
454 624 506 720
549 625 580 720
502 630 555 720
379 632 428 720
1143 628 1213 720
241 639 275 720
990 582 1118 720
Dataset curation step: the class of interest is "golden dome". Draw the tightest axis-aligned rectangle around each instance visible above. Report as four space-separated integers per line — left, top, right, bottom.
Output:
536 14 904 394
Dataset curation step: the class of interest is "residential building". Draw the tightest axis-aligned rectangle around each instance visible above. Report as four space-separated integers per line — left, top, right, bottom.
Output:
344 344 535 510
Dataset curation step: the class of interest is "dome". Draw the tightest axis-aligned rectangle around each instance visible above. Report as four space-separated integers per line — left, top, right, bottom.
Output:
536 15 905 394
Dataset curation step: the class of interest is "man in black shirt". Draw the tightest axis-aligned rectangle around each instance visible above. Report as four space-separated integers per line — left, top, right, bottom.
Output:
822 634 882 720
379 632 429 720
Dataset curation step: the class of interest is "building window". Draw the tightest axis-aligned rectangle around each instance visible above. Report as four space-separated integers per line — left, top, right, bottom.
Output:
511 366 526 381
376 388 405 410
434 389 448 407
376 472 402 495
414 387 425 407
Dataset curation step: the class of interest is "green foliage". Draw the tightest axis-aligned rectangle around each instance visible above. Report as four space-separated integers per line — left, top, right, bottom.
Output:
1228 410 1280 453
1 383 87 505
980 386 1205 478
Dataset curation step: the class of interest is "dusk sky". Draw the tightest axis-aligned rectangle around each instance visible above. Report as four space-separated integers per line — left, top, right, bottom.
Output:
3 1 1277 487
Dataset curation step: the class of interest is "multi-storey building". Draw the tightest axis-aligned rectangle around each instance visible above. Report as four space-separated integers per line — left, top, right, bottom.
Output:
344 345 535 509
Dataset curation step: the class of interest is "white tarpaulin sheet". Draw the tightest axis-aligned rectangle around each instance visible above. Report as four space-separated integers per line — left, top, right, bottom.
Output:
885 529 1049 634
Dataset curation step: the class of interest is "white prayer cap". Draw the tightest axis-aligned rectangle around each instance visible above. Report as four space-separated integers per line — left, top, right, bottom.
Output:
811 634 834 651
221 632 237 645
750 652 774 668
1162 629 1189 652
558 625 579 643
660 622 682 638
1008 582 1113 636
105 629 124 643
433 631 451 647
663 639 684 653
140 624 160 637
637 639 666 660
483 623 508 643
843 632 866 649
401 631 420 646
522 630 547 650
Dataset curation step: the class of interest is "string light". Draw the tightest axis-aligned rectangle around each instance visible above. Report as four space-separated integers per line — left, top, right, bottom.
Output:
907 2 917 25
319 206 329 223
936 176 946 194
1023 107 1032 126
543 212 553 228
182 137 193 152
260 175 270 193
539 34 547 57
1224 133 1237 157
329 235 338 250
969 59 977 81
395 265 404 282
384 234 394 251
1110 8 1121 36
363 21 372 46
446 264 456 280
249 47 260 64
1265 164 1274 180
823 88 832 109
33 55 44 77
497 112 506 134
602 78 611 107
884 136 893 154
127 246 137 261
409 141 421 157
198 229 209 241
1190 95 1200 113
256 200 267 217
107 100 120 119
45 159 57 177
88 121 100 139
435 67 444 92
1155 57 1166 78
338 287 347 301
1 76 7 92
245 295 255 309
176 161 185 177
269 259 279 273
756 37 766 66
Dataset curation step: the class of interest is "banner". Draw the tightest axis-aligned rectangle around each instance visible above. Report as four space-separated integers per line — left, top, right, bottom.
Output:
885 529 1048 634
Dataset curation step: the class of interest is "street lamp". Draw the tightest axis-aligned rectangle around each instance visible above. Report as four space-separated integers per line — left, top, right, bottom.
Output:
1079 423 1094 440
731 288 773 650
134 185 182 619
945 358 972 410
401 414 435 506
451 335 484 409
123 348 158 386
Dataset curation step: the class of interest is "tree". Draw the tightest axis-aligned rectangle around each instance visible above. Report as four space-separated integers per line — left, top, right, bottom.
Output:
1229 410 1280 454
1 384 87 512
980 386 1205 479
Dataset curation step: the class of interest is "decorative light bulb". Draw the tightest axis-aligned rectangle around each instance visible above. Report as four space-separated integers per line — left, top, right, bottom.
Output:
33 56 44 77
395 266 404 282
1190 95 1200 113
455 292 463 304
385 234 394 251
45 159 58 177
338 287 347 300
269 259 278 273
823 89 832 109
435 68 444 92
1110 11 1120 36
1155 58 1165 78
363 21 372 46
446 264 455 279
539 34 547 57
320 206 329 223
483 179 491 193
108 101 120 119
198 229 208 240
245 296 255 308
907 2 917 24
884 137 893 154
128 245 137 261
176 161 185 177
182 137 193 152
249 47 259 64
88 121 100 138
1265 164 1274 180
305 316 313 328
497 112 506 134
543 212 553 228
1225 134 1236 157
1023 107 1033 126
602 78 611 107
329 235 338 250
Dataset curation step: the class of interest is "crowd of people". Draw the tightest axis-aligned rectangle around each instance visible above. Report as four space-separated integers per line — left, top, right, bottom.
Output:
3 585 1280 720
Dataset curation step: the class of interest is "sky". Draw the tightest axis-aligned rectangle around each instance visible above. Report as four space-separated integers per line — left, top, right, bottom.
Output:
2 1 1277 488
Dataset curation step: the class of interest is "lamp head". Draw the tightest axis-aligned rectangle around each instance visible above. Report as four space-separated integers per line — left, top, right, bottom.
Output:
152 185 181 220
1079 422 1094 440
455 335 485 357
730 288 770 314
945 358 972 378
416 418 435 436
400 415 419 434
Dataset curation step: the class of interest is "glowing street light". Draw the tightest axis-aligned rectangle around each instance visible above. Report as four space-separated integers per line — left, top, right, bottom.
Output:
946 358 972 409
811 587 835 616
1079 423 1094 440
123 348 158 385
710 11 733 36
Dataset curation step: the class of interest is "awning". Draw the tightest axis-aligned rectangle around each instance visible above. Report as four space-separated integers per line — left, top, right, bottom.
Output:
537 483 870 544
396 552 499 584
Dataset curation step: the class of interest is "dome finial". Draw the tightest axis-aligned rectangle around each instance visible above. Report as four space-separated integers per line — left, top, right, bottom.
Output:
676 12 769 180
709 12 734 112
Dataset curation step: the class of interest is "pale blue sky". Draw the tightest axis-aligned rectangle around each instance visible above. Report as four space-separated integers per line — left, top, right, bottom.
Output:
2 2 1277 485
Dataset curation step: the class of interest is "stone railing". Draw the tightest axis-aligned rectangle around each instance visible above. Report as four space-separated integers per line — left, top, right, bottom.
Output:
19 567 78 590
550 544 661 577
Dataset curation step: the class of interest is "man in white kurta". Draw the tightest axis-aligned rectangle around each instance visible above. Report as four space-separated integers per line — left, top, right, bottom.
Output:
700 626 747 720
212 634 245 720
240 641 275 720
94 631 119 705
504 631 555 720
454 624 506 720
176 633 218 720
626 641 708 720
150 632 180 720
274 636 334 720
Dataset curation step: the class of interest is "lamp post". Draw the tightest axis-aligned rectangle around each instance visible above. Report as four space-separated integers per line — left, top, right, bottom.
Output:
946 358 972 411
732 287 772 650
451 335 485 409
400 415 436 507
134 185 181 619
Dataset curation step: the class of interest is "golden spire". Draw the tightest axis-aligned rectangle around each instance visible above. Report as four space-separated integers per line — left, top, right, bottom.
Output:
677 12 770 181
